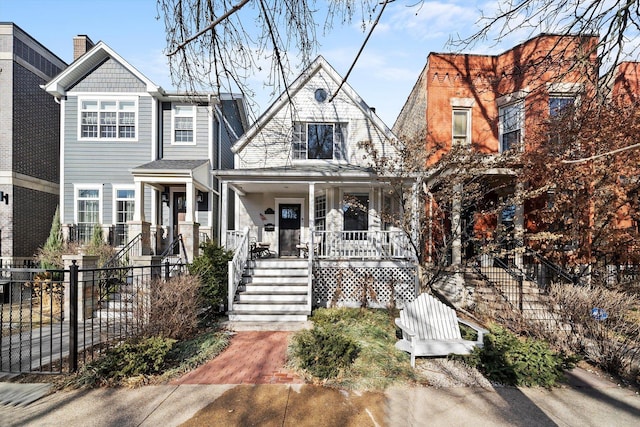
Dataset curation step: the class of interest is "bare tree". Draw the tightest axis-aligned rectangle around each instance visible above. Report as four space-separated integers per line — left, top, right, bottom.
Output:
450 0 640 98
157 0 388 117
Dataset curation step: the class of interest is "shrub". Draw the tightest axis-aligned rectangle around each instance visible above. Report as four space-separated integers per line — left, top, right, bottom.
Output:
142 274 203 340
464 325 575 387
79 336 176 386
189 240 233 308
292 326 360 379
38 206 64 269
547 283 640 380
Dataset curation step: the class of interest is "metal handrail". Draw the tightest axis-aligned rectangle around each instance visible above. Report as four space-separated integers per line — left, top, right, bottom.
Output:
160 234 189 264
523 247 578 285
102 233 142 269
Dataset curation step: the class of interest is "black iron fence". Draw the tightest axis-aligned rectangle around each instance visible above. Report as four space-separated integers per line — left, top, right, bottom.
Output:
0 261 185 374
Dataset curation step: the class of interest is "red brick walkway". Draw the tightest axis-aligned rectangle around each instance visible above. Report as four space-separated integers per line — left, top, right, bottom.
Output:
171 331 304 385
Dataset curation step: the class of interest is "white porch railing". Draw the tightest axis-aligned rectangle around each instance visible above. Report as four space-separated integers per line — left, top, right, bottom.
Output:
227 227 250 313
312 230 415 260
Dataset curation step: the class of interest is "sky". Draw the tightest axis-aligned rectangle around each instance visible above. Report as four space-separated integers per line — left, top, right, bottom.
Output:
1 0 528 126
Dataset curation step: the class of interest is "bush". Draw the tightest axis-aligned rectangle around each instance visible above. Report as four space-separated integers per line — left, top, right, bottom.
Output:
38 206 64 269
189 240 233 308
464 325 575 387
547 283 640 380
79 336 176 386
292 326 360 379
142 274 203 340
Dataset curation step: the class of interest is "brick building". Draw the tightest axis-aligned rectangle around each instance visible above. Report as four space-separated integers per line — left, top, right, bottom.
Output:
0 23 66 265
393 34 610 267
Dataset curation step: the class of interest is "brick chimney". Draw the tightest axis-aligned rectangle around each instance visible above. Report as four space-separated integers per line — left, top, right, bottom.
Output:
73 35 95 61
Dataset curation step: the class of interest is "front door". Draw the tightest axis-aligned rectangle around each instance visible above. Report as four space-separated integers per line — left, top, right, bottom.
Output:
173 192 186 254
279 204 301 256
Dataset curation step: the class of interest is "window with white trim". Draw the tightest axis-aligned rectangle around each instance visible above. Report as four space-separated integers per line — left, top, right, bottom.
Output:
114 188 135 245
315 194 326 231
548 95 575 145
76 188 100 242
80 99 137 140
343 193 369 237
499 101 523 152
452 109 471 146
292 122 347 160
172 105 195 144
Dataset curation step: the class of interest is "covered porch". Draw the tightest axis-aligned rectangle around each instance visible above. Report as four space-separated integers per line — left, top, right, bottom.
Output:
130 159 215 262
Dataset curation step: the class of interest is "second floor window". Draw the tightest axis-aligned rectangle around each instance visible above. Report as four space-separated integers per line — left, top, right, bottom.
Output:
452 109 471 146
292 122 347 160
80 99 136 140
549 96 575 145
499 101 523 152
173 105 195 144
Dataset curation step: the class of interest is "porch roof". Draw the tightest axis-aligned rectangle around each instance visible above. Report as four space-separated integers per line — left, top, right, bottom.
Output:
214 163 379 181
131 159 211 191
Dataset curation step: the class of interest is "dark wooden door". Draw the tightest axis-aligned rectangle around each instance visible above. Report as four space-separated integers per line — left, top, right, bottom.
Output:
279 204 301 256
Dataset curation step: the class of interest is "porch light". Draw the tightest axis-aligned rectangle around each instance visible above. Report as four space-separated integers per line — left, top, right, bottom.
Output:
264 208 275 214
161 191 169 206
197 191 204 203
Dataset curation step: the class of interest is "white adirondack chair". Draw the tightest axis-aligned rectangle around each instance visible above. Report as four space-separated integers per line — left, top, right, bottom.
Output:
395 293 488 367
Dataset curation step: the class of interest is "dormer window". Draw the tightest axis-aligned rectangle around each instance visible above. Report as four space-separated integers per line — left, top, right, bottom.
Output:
292 122 347 160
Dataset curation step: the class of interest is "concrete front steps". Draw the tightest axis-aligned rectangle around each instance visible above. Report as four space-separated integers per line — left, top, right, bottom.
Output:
228 258 310 323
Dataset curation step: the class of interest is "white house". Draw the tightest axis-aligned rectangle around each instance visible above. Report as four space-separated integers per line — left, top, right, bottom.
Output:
216 56 418 323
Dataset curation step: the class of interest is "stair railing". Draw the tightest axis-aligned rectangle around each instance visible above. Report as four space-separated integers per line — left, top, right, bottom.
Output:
228 227 250 313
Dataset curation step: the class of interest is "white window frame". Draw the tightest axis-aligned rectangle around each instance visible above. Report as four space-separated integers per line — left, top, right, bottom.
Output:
78 97 138 141
498 101 524 153
452 108 471 147
172 104 196 145
74 184 103 241
292 122 347 161
113 185 135 243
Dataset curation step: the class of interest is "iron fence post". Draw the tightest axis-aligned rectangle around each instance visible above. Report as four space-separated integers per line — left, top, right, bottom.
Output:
69 261 78 372
517 274 523 312
165 260 170 281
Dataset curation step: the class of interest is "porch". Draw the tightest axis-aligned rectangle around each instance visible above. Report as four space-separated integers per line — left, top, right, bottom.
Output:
225 228 418 322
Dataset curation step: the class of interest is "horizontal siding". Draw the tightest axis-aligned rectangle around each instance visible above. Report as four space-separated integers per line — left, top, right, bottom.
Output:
62 96 153 224
239 68 394 169
162 104 210 160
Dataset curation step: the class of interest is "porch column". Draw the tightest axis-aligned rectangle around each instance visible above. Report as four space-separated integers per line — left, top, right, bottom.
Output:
451 183 463 266
307 182 315 313
308 183 315 243
185 181 195 223
221 181 228 247
133 180 145 222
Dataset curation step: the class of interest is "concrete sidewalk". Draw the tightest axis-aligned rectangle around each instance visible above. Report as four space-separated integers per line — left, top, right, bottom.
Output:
0 367 638 426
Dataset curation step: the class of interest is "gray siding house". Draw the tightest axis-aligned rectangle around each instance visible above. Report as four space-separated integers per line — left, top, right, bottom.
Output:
43 37 247 262
0 23 67 266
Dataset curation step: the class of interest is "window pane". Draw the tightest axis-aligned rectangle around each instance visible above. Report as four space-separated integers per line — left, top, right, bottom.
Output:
308 124 334 159
82 100 98 110
333 124 346 160
453 111 468 135
292 123 307 160
343 194 369 231
549 97 574 117
100 101 117 110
